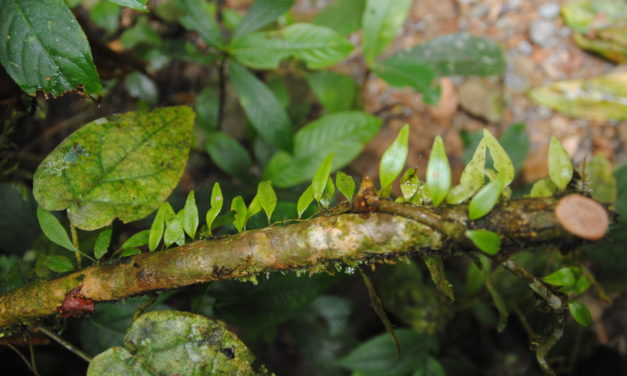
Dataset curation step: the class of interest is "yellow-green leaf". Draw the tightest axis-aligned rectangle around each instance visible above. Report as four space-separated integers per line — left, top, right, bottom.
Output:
468 173 505 220
164 210 185 247
447 138 487 204
465 229 501 255
335 172 355 202
257 181 277 224
320 177 335 208
426 136 451 206
379 124 409 196
183 191 199 239
43 255 74 273
149 202 174 252
483 129 515 187
400 168 420 201
530 177 558 198
297 185 314 218
205 182 223 236
568 301 592 327
312 153 335 202
548 136 573 191
94 227 112 260
231 196 248 233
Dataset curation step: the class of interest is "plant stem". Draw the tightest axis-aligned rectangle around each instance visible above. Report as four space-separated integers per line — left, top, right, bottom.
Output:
35 326 92 363
70 224 81 267
7 343 41 376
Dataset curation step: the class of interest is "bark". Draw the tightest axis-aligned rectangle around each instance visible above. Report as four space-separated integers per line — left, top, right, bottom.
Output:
0 197 587 330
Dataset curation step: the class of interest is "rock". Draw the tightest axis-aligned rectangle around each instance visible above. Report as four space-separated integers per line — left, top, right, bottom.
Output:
458 78 503 123
529 19 558 47
539 3 560 20
517 40 534 55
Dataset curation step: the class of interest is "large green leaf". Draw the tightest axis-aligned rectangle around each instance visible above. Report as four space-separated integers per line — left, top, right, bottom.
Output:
87 310 258 376
229 24 354 70
362 0 412 65
313 0 365 36
234 0 295 38
206 132 253 179
529 72 627 121
337 329 437 376
33 106 194 230
228 60 293 151
263 111 382 187
305 71 358 112
372 56 439 105
0 0 102 96
177 0 223 48
397 33 506 76
0 184 39 253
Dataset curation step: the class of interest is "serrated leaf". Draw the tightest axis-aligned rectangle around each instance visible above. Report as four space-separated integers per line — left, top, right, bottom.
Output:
305 71 358 112
164 210 185 247
183 191 198 239
108 0 147 11
33 106 194 231
465 229 501 255
568 301 592 327
297 185 314 218
468 173 505 220
264 112 381 188
177 0 223 48
426 136 451 206
529 73 627 121
379 124 409 195
257 181 277 224
228 60 293 151
0 0 102 96
43 255 74 273
446 138 487 204
94 227 112 260
234 0 295 38
483 129 515 187
548 136 574 191
205 183 223 236
362 0 412 65
206 131 253 179
36 207 79 254
231 196 248 233
313 153 335 202
530 177 558 198
320 177 336 208
313 0 365 36
398 32 506 76
337 329 437 376
372 57 439 105
120 230 150 249
336 172 356 202
230 24 354 70
149 202 174 252
87 311 258 375
499 123 529 174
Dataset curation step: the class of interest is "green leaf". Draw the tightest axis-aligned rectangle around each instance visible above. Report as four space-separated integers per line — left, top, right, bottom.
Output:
94 227 112 260
336 172 356 202
483 129 515 187
0 0 102 96
87 311 258 375
587 154 617 204
426 136 451 206
228 60 293 150
107 0 147 11
176 0 223 48
399 33 506 76
372 57 439 105
362 0 412 65
499 123 529 174
413 356 446 376
297 185 314 218
530 177 558 198
36 207 79 253
313 0 365 36
615 164 627 220
529 72 627 121
205 183 224 236
206 132 253 179
468 173 505 220
229 24 354 70
123 72 158 105
542 267 579 287
264 112 382 188
400 168 420 200
43 255 74 273
33 106 194 230
195 85 219 131
548 135 574 191
446 138 487 204
337 329 437 376
120 16 160 48
164 210 185 247
120 230 150 250
89 1 121 33
183 191 198 239
257 181 277 224
312 153 335 202
320 177 336 208
0 183 40 253
465 230 501 255
379 124 410 195
305 71 358 112
149 202 174 252
234 0 295 38
119 248 141 257
231 196 248 233
568 301 592 327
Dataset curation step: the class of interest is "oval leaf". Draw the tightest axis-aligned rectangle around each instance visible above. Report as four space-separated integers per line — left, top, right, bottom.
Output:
164 210 185 247
336 172 356 202
530 177 558 198
426 136 451 206
120 230 150 250
568 301 592 327
468 173 505 220
231 196 248 233
43 255 74 273
542 267 578 287
362 0 412 65
205 182 223 236
400 168 421 201
206 132 253 179
149 202 174 252
94 227 112 260
379 124 409 195
183 191 199 239
548 135 574 191
465 229 501 255
0 0 102 96
33 106 194 230
312 153 335 202
297 185 314 218
36 207 79 253
305 71 358 113
483 129 515 187
257 181 277 224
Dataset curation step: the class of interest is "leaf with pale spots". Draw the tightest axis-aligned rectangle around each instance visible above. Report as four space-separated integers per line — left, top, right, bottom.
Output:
33 107 194 231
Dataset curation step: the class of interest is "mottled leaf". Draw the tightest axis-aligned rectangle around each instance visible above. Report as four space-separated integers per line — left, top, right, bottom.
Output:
33 106 194 230
548 135 574 191
465 229 501 255
400 168 421 201
483 129 515 187
183 191 199 239
447 137 487 204
234 0 295 38
426 136 451 206
362 0 412 65
336 172 356 201
0 0 102 96
379 124 409 195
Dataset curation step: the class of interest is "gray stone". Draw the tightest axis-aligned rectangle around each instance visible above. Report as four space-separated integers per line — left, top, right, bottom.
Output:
539 3 561 19
530 19 558 47
517 40 534 55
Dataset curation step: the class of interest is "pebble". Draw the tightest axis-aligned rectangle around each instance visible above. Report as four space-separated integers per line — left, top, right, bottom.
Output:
530 19 558 47
539 3 561 20
517 40 534 55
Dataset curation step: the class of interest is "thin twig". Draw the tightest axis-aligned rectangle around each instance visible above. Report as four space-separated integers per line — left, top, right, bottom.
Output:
29 344 39 376
35 326 92 363
7 343 41 376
